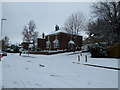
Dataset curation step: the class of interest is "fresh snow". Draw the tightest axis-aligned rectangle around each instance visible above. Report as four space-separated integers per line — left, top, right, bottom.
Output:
46 28 68 36
0 61 2 89
46 27 80 36
2 52 118 88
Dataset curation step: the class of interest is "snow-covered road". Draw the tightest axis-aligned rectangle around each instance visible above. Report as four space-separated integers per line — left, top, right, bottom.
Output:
0 61 2 89
2 52 119 88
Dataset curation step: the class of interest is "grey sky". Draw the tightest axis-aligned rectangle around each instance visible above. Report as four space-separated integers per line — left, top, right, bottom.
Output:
2 2 92 44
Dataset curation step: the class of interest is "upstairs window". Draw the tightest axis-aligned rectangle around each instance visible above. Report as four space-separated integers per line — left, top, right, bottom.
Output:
48 36 50 41
46 41 51 49
53 39 59 48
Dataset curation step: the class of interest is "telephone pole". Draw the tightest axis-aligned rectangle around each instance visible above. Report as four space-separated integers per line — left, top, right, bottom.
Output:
0 18 7 52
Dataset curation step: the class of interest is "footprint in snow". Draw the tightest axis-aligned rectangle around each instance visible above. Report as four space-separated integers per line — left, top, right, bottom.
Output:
27 61 31 62
35 84 41 86
39 64 45 67
26 68 28 70
14 82 18 84
50 75 62 77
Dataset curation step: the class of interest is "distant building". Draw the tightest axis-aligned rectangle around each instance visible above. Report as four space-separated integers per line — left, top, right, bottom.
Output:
21 42 29 50
21 42 34 51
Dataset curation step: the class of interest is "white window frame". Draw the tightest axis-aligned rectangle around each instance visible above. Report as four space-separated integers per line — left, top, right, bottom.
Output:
48 36 50 41
53 40 59 48
46 41 51 49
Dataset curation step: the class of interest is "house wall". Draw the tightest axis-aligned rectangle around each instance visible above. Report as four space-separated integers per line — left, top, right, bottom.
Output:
44 33 82 50
37 38 45 50
22 33 82 51
76 36 83 47
45 34 56 50
59 33 71 50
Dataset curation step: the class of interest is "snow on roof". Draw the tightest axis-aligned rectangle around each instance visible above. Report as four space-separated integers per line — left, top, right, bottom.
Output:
46 27 82 37
68 40 75 44
46 27 68 36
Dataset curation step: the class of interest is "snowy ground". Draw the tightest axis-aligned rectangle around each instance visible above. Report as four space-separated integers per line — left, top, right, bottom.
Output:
2 52 119 88
0 61 2 89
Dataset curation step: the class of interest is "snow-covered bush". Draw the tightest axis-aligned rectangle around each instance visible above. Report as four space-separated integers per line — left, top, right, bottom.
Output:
88 43 109 58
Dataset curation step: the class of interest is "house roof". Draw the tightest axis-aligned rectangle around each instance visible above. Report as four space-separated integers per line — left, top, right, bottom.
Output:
46 28 82 37
37 38 45 40
46 28 68 36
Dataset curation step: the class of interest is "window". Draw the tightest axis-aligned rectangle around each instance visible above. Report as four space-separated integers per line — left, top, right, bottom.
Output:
46 36 51 49
53 39 59 48
48 36 50 41
46 41 51 49
55 35 58 39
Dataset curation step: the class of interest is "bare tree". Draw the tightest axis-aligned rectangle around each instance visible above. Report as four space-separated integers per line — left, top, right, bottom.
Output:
22 20 38 50
64 12 85 35
90 1 120 43
64 12 85 50
1 36 9 50
3 36 9 46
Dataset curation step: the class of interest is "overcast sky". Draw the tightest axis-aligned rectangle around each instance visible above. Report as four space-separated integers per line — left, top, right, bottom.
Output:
2 2 92 44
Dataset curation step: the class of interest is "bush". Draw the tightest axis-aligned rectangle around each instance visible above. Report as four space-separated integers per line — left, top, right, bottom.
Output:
107 43 120 58
89 43 110 58
11 45 20 53
13 47 19 53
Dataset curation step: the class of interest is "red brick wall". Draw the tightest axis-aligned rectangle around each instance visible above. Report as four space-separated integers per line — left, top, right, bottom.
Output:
37 38 45 50
59 33 71 50
45 33 82 50
22 33 82 51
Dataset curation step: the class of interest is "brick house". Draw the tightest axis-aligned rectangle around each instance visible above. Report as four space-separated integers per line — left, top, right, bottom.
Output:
22 25 82 51
44 25 82 51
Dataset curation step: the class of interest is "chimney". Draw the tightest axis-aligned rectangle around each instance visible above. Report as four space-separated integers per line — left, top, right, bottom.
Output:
55 25 59 31
42 33 45 39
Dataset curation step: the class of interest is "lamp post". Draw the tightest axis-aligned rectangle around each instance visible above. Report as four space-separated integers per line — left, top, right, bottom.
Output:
0 18 7 52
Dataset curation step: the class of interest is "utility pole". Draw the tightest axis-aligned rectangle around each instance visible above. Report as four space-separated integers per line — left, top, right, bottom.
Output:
0 18 7 52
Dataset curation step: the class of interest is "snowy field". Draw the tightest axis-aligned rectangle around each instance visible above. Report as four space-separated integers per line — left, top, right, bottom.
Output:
2 52 119 88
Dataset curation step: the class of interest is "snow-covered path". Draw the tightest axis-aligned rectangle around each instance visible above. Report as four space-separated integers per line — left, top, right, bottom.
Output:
2 52 118 88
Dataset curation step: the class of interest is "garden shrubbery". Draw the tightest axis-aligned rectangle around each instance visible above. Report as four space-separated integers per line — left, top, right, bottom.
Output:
88 43 110 58
107 43 120 58
89 42 120 58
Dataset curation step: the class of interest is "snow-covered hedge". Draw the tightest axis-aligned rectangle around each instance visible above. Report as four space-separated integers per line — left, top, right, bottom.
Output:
88 43 110 58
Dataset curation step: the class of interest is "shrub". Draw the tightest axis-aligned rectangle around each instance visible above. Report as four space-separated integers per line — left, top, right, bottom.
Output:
107 43 120 58
11 45 20 53
89 43 110 58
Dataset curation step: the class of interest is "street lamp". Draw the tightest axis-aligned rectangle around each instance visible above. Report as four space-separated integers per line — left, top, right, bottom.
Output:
0 18 7 52
1 18 7 39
